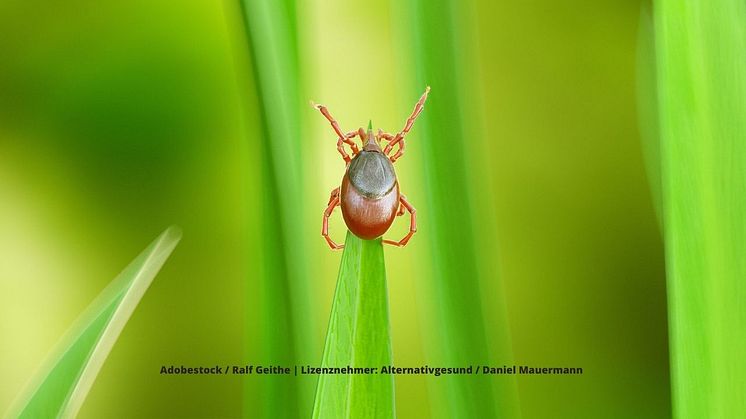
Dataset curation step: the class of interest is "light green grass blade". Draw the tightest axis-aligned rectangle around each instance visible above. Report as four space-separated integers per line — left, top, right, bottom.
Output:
312 232 395 419
653 0 746 417
5 227 181 419
401 0 518 417
238 0 314 416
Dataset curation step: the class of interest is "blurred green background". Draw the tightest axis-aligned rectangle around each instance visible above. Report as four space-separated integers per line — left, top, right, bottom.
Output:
0 0 669 418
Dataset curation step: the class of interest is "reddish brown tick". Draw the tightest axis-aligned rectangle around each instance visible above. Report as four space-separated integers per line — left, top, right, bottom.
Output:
312 87 430 250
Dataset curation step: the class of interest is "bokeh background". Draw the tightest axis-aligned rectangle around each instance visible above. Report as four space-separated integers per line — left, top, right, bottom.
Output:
0 0 669 418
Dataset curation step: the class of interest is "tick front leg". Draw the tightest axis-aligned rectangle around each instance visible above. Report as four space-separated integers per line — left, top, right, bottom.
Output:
383 195 417 247
336 131 360 164
322 188 344 250
383 87 430 162
312 102 360 162
377 130 407 163
377 130 394 143
388 139 407 163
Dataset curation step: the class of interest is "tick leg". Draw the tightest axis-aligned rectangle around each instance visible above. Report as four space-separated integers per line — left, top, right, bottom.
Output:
383 195 417 247
322 188 344 250
327 186 340 205
378 129 409 163
377 129 395 143
312 102 360 163
336 131 361 164
383 87 430 163
377 130 402 161
396 200 405 216
389 140 407 163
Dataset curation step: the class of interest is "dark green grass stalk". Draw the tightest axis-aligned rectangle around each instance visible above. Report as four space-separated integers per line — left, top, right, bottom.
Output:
653 0 746 417
238 0 314 417
401 0 519 417
312 232 394 419
5 227 181 419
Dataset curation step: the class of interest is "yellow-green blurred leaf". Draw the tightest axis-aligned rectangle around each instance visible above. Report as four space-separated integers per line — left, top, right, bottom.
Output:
654 0 746 417
6 227 181 419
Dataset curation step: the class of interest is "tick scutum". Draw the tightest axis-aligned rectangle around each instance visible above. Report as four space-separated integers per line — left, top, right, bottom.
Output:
347 150 397 198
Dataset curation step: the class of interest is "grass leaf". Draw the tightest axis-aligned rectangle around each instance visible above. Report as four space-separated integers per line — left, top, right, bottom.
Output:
312 232 394 419
636 4 663 228
238 0 315 416
401 0 519 417
653 0 746 417
5 227 181 419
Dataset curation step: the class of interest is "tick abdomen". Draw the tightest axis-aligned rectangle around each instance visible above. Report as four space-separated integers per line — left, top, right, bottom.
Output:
341 151 399 239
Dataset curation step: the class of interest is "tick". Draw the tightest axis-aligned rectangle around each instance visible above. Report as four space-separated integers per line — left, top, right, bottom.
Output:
312 87 430 250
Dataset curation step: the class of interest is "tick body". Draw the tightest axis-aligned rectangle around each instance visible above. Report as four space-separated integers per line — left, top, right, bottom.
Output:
342 140 400 240
314 87 429 250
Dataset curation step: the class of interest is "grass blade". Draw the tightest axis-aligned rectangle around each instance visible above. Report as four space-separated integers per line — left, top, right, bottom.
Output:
653 0 746 417
5 227 181 419
312 232 394 419
400 0 519 417
237 0 315 416
636 5 663 228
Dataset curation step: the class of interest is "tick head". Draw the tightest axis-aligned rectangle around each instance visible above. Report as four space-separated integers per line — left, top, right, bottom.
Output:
362 120 381 152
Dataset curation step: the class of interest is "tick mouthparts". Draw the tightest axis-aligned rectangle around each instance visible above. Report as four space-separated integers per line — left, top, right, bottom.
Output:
362 120 380 151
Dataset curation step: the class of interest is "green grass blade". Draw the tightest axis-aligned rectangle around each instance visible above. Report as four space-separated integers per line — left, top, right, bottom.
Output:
5 227 181 419
401 0 518 417
636 5 662 228
237 0 314 416
312 232 394 419
653 0 746 417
